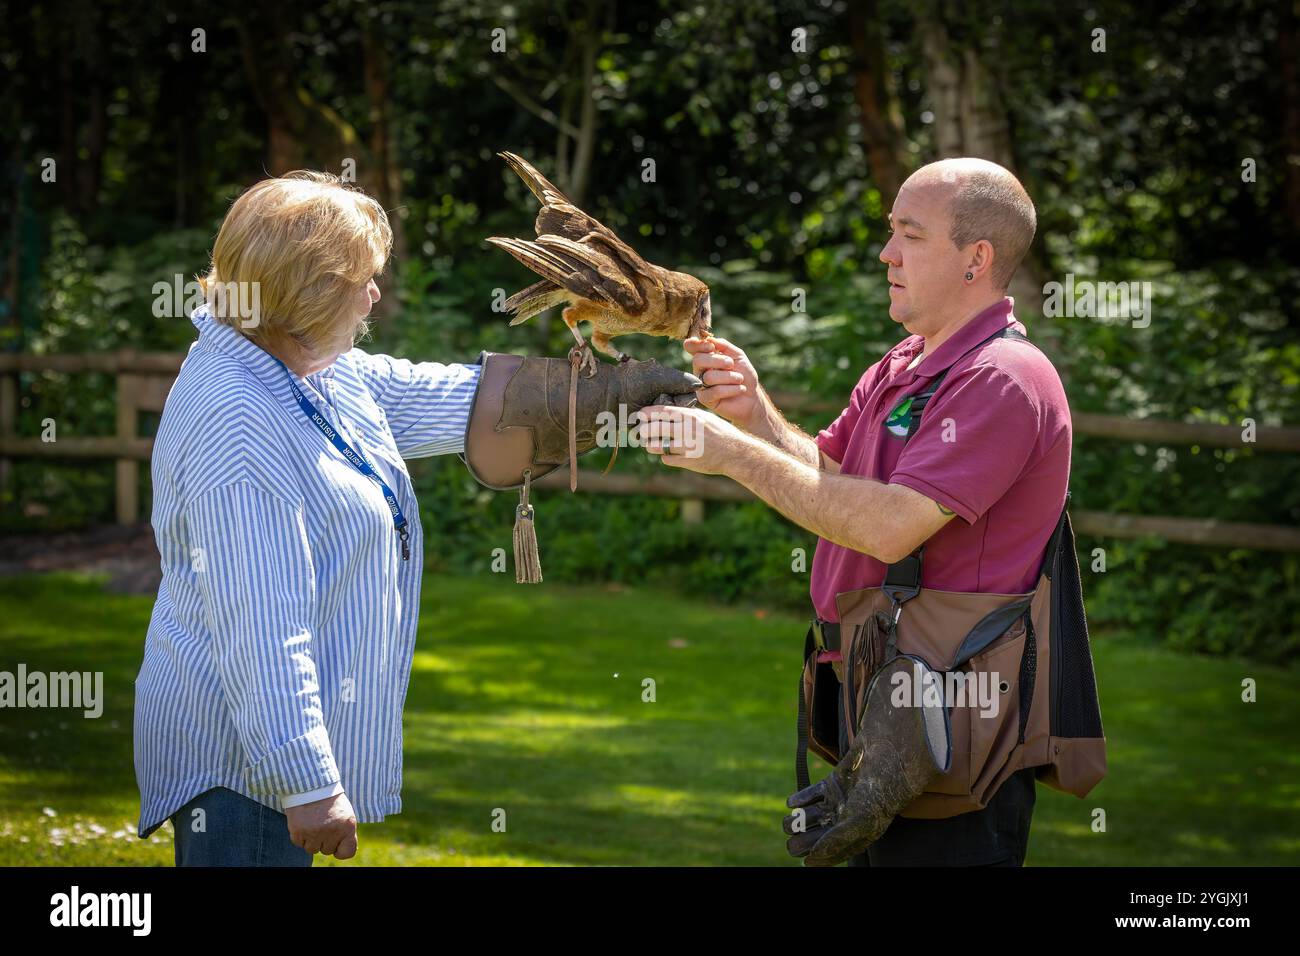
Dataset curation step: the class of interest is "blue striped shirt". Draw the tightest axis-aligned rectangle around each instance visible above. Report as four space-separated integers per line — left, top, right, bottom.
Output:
134 305 481 838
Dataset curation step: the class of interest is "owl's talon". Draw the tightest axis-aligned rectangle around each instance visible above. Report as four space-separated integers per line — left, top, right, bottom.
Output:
568 344 599 378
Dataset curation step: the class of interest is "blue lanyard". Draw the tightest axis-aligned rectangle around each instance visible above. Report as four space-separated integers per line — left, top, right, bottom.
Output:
277 362 410 561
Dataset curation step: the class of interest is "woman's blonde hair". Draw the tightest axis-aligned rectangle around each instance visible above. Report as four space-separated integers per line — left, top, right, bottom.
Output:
200 170 393 355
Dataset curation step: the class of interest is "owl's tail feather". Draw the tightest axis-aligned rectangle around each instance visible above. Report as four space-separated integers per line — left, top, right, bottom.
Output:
505 281 568 325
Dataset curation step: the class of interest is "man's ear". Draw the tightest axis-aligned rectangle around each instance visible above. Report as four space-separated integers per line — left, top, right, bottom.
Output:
966 239 996 282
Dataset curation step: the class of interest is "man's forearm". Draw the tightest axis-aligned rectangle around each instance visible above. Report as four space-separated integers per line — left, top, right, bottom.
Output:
723 431 911 562
743 387 822 468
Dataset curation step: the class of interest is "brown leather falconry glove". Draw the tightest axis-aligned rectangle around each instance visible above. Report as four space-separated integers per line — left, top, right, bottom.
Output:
461 351 701 582
783 654 952 866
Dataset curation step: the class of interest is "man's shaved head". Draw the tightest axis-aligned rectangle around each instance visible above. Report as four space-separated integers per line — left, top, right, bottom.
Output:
907 158 1037 289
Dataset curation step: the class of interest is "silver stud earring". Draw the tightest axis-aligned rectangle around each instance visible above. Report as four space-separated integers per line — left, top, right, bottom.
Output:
965 271 974 281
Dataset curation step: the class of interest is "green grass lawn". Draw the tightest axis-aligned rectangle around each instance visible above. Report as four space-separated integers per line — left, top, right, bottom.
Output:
0 571 1296 866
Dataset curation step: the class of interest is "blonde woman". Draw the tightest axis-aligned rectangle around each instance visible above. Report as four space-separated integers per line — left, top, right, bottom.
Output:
133 171 700 866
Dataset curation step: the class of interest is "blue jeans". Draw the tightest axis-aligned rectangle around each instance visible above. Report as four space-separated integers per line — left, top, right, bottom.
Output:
170 787 312 867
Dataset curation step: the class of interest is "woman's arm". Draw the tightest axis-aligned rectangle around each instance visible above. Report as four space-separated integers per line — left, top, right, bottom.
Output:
347 350 482 459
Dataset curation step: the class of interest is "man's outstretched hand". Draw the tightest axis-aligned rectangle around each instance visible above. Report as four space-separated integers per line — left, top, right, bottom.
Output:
638 402 752 476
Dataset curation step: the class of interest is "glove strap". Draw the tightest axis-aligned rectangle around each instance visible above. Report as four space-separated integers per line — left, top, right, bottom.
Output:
567 348 581 492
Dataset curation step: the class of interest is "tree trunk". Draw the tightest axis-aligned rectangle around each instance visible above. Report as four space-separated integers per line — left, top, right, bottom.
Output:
918 18 1015 173
1280 0 1300 247
848 0 912 201
568 34 598 206
79 73 107 214
236 13 372 179
917 12 1060 371
537 3 608 347
57 47 78 212
362 20 404 318
918 18 964 159
567 0 606 207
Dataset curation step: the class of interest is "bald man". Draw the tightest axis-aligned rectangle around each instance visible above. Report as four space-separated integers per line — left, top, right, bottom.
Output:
640 158 1068 867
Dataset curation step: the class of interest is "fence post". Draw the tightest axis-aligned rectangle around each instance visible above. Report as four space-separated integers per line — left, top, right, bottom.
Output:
115 358 139 524
0 372 15 505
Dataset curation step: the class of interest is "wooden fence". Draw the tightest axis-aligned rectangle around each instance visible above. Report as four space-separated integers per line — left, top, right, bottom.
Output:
0 352 183 524
2 350 1299 551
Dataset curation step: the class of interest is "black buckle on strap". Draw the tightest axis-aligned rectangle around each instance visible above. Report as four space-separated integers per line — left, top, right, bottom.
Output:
881 546 923 662
811 618 841 654
881 546 924 609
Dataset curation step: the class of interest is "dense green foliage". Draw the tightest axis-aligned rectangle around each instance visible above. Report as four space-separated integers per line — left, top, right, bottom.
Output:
2 0 1297 661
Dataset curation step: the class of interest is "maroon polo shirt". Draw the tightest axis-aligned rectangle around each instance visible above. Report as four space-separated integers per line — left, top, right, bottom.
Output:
809 297 1071 623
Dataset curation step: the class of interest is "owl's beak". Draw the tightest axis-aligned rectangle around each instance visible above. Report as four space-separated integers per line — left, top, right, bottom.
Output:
691 293 712 339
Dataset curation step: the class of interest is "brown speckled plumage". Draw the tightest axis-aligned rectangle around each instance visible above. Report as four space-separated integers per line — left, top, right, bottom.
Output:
487 151 711 375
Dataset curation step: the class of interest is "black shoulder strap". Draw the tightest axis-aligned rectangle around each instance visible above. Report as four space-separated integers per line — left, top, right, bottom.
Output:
905 326 1031 438
1038 491 1073 581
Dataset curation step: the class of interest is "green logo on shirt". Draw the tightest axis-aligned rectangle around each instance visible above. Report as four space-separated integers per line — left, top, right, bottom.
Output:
885 396 914 439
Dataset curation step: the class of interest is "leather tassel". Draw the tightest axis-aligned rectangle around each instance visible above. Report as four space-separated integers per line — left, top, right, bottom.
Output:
513 468 542 583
